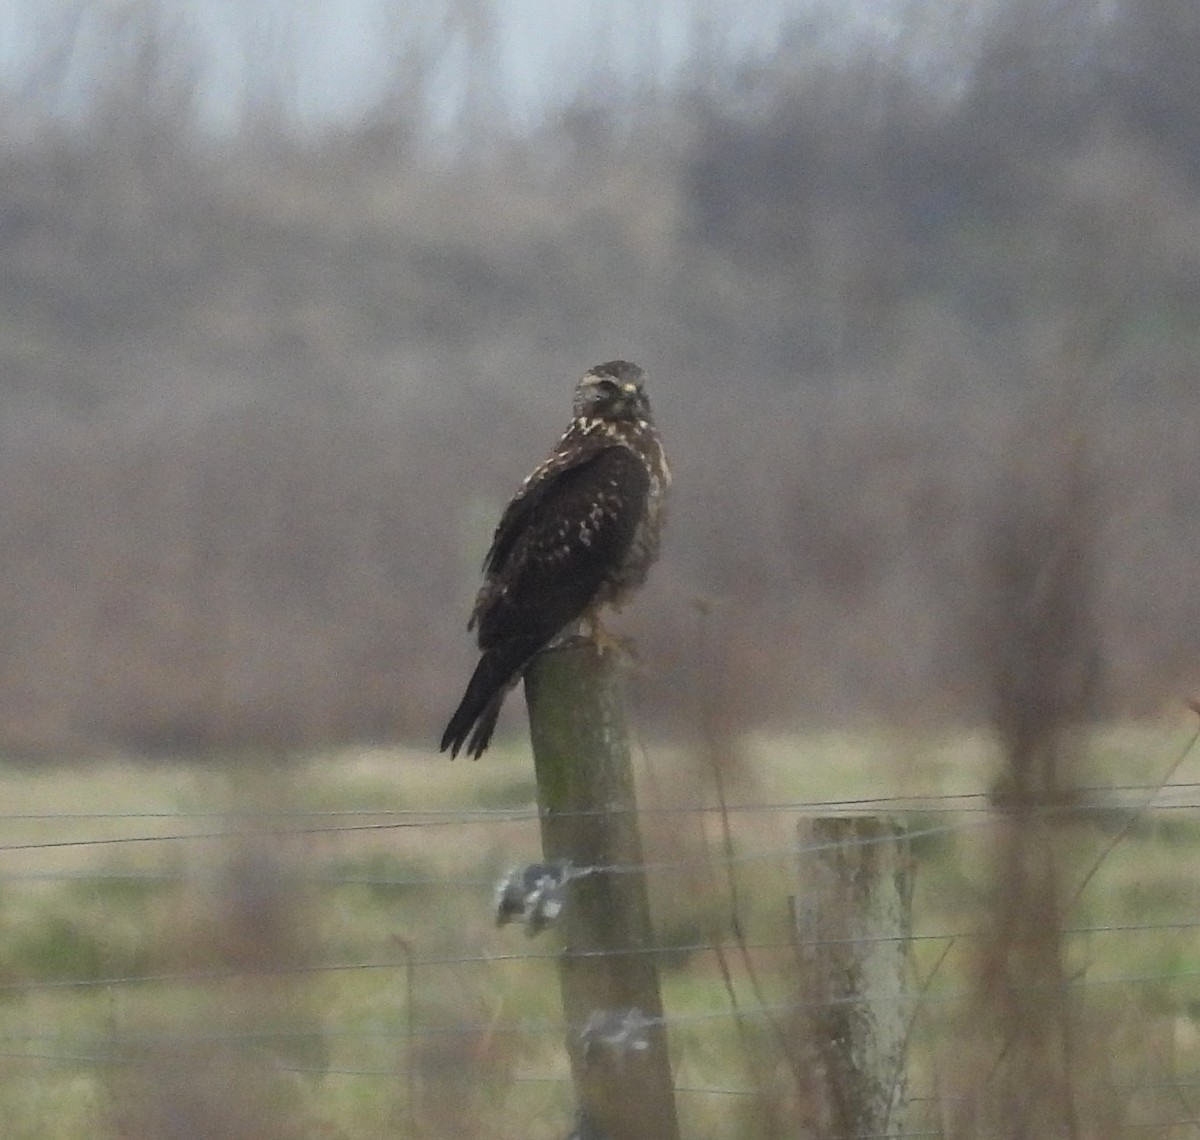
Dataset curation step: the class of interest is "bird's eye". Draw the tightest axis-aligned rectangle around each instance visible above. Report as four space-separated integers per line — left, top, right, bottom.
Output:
594 378 621 396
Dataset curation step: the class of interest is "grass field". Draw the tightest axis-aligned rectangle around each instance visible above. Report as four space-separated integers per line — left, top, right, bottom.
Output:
2 716 1200 1138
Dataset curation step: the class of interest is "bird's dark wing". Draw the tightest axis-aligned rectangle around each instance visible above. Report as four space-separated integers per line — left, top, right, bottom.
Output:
442 444 650 759
473 445 651 651
479 438 603 581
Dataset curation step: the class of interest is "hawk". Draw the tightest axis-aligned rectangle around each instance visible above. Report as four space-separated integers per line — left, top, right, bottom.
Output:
440 361 669 759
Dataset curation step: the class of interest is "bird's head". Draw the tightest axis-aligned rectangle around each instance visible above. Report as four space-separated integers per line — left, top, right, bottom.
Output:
573 360 652 424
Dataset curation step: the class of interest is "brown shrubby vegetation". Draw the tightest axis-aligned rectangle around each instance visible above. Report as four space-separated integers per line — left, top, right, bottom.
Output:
0 0 1198 757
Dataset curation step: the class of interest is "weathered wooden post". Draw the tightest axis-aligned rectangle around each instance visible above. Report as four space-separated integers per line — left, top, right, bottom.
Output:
792 816 914 1138
524 642 680 1140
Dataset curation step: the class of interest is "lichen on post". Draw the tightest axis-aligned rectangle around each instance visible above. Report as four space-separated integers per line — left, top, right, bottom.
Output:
793 815 914 1138
524 642 680 1140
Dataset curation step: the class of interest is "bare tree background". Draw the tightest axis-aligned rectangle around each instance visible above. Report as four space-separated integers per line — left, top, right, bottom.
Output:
0 0 1197 759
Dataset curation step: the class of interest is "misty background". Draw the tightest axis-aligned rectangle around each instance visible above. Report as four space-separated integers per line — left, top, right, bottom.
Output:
1 0 1198 760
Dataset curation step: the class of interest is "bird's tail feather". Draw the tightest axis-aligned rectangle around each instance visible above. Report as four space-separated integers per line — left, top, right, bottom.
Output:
440 638 541 759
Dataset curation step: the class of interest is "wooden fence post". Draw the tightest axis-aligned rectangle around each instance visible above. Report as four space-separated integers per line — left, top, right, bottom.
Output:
792 815 914 1139
524 643 680 1140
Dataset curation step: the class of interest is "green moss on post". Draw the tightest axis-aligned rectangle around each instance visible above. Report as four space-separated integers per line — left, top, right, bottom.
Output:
524 643 680 1140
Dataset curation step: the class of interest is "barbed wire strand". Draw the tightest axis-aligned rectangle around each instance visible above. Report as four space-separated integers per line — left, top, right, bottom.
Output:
0 1048 1195 1139
4 795 1196 893
6 742 1200 1134
5 958 1200 1027
5 774 1200 823
4 913 1200 996
0 814 995 870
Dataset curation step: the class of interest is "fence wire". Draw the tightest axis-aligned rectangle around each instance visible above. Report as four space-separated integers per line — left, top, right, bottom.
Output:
3 734 1200 1140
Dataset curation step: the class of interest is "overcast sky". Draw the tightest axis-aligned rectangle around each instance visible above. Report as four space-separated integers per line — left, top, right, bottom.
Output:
0 0 924 130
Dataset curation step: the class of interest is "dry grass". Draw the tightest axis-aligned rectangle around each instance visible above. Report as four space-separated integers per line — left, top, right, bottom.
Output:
0 715 1198 1138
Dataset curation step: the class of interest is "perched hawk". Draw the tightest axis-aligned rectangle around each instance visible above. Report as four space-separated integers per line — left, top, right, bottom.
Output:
440 361 670 759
